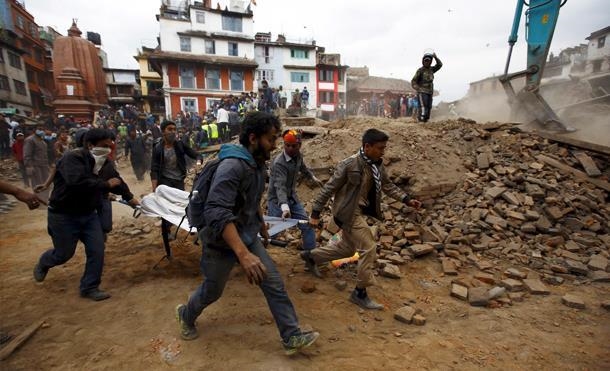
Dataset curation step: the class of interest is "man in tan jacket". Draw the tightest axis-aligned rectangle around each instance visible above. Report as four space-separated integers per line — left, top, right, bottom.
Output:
302 128 421 310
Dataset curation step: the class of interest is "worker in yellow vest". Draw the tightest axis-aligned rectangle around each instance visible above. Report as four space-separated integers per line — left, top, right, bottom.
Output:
202 120 219 145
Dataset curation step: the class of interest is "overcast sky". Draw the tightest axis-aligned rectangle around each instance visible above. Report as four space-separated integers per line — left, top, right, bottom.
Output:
25 0 609 102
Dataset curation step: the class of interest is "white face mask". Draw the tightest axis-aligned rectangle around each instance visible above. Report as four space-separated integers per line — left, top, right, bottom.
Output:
90 147 111 174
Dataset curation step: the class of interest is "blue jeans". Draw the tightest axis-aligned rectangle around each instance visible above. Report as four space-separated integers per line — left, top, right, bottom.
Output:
267 200 316 250
38 211 105 294
183 238 301 342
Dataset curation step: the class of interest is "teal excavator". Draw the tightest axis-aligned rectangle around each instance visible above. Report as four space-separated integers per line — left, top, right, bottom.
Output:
500 0 575 132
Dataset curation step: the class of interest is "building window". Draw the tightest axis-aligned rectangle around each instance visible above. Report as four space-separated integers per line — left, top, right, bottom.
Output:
0 48 4 64
147 61 154 72
34 48 43 63
256 69 274 81
206 68 220 90
264 46 270 63
222 15 242 32
290 49 308 59
30 23 38 38
195 11 205 23
180 37 191 52
27 69 36 84
16 16 24 29
592 60 602 73
182 97 198 113
318 70 334 82
319 91 335 104
338 71 343 83
205 40 215 54
290 72 309 83
179 64 195 88
0 75 10 91
599 36 606 48
228 42 238 56
230 70 243 91
8 51 21 69
14 79 27 96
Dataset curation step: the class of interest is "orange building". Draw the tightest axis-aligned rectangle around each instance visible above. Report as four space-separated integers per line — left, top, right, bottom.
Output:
7 0 53 115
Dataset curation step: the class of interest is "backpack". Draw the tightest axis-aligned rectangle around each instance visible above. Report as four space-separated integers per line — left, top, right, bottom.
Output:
185 157 223 231
184 157 252 232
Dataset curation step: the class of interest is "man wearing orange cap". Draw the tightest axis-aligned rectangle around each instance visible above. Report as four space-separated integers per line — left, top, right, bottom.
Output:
267 129 323 252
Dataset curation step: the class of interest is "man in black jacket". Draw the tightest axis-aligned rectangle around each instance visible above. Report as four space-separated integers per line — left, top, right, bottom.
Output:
33 128 122 301
150 120 198 256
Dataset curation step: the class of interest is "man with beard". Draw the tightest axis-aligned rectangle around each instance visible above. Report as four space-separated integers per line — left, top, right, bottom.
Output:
33 128 122 301
150 120 198 257
175 112 319 355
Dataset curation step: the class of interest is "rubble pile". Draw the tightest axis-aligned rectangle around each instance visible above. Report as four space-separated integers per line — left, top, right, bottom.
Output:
296 118 609 311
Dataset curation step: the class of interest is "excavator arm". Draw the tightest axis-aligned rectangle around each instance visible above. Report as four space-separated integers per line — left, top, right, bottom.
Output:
500 0 574 132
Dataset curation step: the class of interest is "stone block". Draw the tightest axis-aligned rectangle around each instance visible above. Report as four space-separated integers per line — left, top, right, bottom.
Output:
502 192 521 206
474 272 496 285
379 235 394 244
334 280 348 291
561 294 585 309
409 244 435 257
500 278 525 292
485 186 506 199
564 240 582 252
412 314 426 326
394 306 416 324
565 259 589 275
468 287 490 306
441 259 458 275
380 264 401 279
589 271 610 282
524 210 540 221
450 283 468 301
506 210 527 221
505 268 528 279
477 152 490 169
588 255 608 271
485 214 508 229
523 279 550 295
487 286 506 300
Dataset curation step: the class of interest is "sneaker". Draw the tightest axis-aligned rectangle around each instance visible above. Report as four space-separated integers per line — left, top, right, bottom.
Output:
282 331 319 355
80 289 111 301
175 304 198 340
33 263 48 282
299 251 322 278
349 290 384 310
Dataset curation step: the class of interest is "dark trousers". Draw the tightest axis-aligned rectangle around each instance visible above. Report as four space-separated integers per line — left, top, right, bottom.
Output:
183 238 301 342
418 93 433 122
38 211 105 294
131 157 146 181
17 161 29 187
159 177 185 256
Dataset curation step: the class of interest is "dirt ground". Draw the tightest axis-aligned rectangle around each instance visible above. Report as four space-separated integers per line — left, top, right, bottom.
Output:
1 122 609 370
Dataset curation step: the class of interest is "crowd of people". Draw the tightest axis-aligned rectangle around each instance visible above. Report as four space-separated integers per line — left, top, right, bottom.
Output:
1 52 440 356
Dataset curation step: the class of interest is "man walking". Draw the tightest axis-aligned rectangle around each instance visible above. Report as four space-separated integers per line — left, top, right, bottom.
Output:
150 121 198 257
24 126 50 200
125 128 147 181
33 128 122 301
301 129 421 310
175 112 319 355
267 129 322 251
411 52 442 123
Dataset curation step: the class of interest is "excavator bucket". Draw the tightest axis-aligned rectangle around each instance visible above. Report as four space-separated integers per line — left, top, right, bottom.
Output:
513 89 575 132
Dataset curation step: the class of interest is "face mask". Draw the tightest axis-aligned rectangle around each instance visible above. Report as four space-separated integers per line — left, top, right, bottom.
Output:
90 147 111 174
36 130 45 137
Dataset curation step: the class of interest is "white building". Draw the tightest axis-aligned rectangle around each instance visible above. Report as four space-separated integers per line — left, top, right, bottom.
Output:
254 32 317 108
585 26 610 74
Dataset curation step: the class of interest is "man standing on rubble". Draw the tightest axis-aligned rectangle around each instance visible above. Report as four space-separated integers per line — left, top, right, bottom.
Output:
150 120 198 256
411 52 442 123
33 128 121 301
24 125 50 200
301 128 421 310
175 112 319 355
267 129 323 252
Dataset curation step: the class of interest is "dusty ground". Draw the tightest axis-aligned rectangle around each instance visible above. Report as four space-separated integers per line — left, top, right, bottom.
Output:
1 119 609 370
